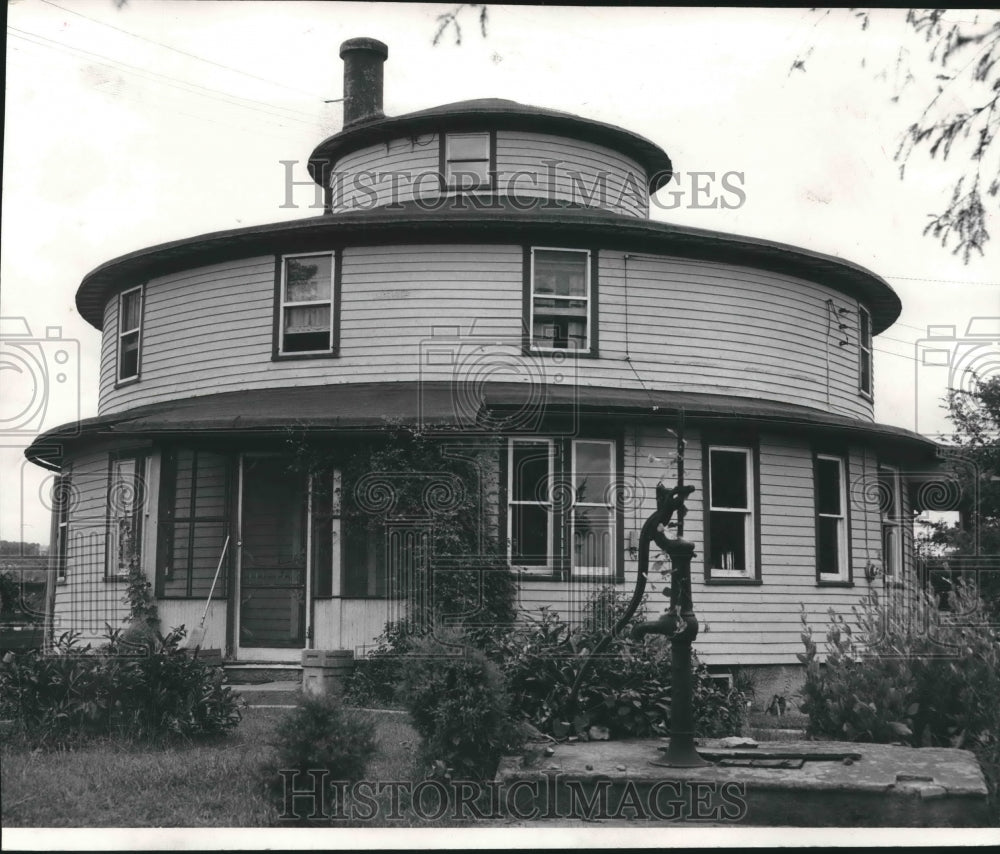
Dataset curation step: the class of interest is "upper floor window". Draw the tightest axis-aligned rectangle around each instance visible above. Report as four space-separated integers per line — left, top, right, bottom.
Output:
859 305 873 397
277 253 337 357
117 285 143 383
878 464 902 579
705 444 757 581
443 132 493 191
106 453 147 580
528 248 593 353
815 453 849 582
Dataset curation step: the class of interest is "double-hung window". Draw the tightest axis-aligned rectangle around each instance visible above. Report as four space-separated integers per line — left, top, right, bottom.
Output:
277 253 336 356
859 305 873 397
529 248 592 353
878 465 902 579
106 454 147 580
443 132 492 191
815 454 850 582
571 440 615 576
507 439 555 572
506 437 619 578
705 445 757 580
117 285 143 383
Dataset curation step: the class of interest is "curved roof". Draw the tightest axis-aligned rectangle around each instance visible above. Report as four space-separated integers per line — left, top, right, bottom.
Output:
24 381 938 470
307 98 675 194
74 202 902 333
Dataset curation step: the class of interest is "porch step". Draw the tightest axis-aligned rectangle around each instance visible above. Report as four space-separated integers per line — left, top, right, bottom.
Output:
223 663 303 685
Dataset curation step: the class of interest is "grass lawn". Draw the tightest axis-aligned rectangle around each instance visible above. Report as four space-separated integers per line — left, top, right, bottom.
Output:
1 706 420 828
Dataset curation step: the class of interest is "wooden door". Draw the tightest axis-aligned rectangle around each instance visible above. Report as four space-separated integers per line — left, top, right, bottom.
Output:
238 456 307 650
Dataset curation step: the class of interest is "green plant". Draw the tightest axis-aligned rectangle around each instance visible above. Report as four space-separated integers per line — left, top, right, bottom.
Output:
799 582 1000 808
345 620 416 706
0 627 241 746
400 632 523 780
498 588 748 741
269 693 378 811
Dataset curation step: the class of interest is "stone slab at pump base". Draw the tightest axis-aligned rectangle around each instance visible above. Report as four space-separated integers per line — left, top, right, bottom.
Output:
495 738 990 827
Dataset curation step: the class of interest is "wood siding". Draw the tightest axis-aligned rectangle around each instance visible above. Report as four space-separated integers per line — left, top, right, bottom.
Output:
327 131 648 217
330 134 442 212
513 426 892 666
51 444 144 645
98 247 874 422
52 429 912 665
494 131 648 218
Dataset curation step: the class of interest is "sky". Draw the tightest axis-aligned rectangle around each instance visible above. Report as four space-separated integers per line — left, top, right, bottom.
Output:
2 1 998 546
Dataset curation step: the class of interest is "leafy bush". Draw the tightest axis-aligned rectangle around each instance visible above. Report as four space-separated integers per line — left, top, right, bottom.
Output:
346 561 518 707
400 632 523 780
500 588 748 741
0 627 241 746
799 582 1000 804
271 693 378 791
344 621 415 707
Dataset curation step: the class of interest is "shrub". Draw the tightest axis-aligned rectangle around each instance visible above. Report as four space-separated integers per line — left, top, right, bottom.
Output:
799 582 1000 806
344 621 415 707
0 627 241 746
499 588 748 741
271 693 378 793
346 560 518 707
400 632 523 780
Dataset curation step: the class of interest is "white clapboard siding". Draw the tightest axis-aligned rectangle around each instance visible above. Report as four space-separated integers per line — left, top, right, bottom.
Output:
98 248 527 414
99 247 875 422
494 131 648 217
158 600 227 650
328 131 649 217
514 426 884 666
330 134 441 212
51 448 124 645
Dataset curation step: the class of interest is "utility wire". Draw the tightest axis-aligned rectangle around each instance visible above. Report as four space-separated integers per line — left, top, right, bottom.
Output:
37 0 332 101
8 26 323 126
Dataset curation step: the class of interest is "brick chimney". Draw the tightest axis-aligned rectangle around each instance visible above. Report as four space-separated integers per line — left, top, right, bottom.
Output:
340 37 388 127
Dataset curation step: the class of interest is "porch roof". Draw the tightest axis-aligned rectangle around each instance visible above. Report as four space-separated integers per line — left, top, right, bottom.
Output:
25 381 939 469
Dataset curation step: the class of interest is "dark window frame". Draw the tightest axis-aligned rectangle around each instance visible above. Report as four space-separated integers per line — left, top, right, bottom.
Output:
272 250 341 361
813 448 854 586
439 130 497 193
115 284 144 387
702 433 762 585
522 246 600 358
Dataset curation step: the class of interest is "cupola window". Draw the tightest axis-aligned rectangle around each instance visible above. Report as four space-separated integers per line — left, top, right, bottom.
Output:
443 132 493 191
117 285 143 383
